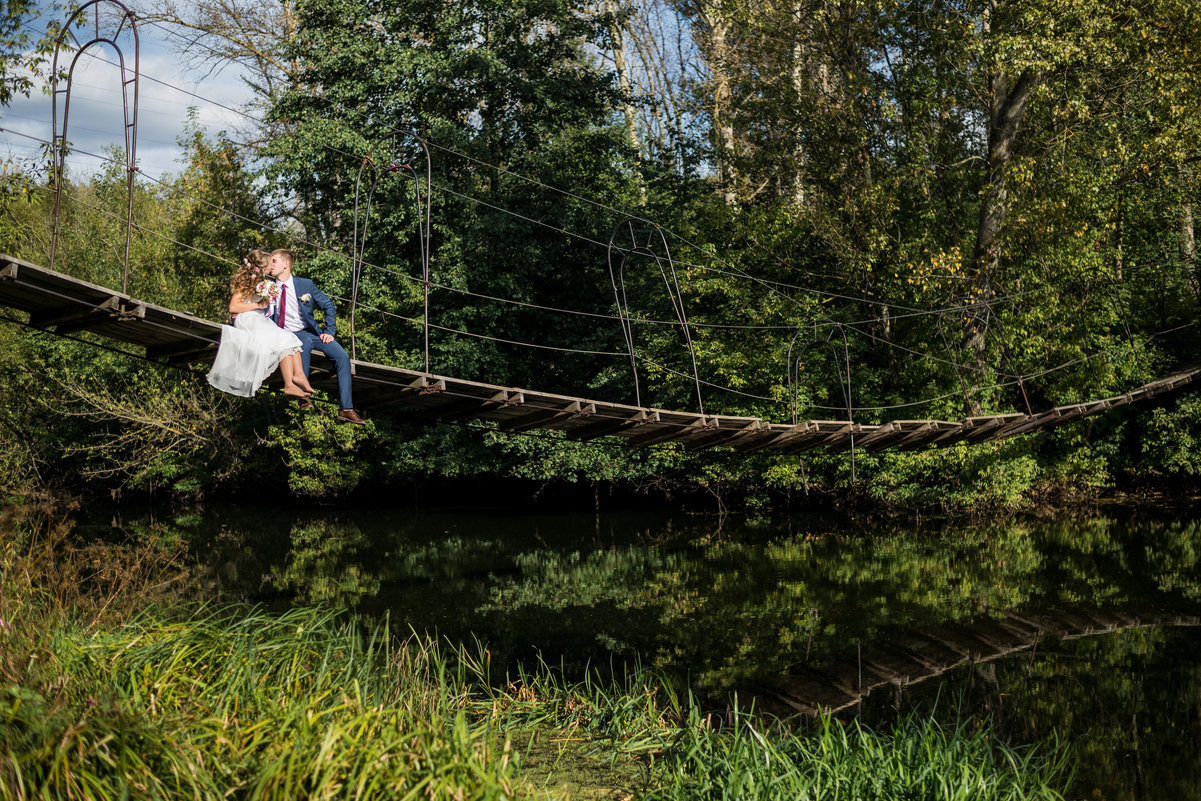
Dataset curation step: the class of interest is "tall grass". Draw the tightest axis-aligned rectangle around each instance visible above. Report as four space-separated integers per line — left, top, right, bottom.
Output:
1 603 517 800
2 510 1073 800
2 513 516 800
632 704 1072 801
464 653 1072 801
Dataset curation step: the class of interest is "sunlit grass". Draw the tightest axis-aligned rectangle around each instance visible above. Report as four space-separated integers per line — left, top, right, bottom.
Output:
2 604 518 800
2 513 1072 800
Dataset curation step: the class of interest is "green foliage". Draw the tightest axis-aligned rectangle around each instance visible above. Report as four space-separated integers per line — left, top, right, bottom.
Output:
168 115 273 320
266 402 375 496
1137 394 1201 477
866 442 1042 511
4 0 1201 505
0 0 50 107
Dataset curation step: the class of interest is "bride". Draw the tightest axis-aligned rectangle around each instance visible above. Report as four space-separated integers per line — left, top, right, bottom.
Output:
207 249 316 399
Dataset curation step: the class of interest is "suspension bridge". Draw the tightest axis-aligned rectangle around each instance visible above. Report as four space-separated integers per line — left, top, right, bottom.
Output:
4 0 1201 456
2 251 1198 454
748 604 1201 718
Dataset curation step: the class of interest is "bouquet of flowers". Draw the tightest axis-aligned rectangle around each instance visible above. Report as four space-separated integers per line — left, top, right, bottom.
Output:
254 278 281 302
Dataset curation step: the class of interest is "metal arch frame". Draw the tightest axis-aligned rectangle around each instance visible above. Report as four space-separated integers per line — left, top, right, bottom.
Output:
606 218 705 414
349 130 433 370
50 0 140 294
787 322 856 480
935 304 981 415
936 296 1035 417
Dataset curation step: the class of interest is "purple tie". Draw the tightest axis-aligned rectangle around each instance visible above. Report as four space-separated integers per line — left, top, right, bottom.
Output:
277 283 286 329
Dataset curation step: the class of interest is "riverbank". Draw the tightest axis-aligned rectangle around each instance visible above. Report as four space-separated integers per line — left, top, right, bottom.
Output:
1 512 1073 800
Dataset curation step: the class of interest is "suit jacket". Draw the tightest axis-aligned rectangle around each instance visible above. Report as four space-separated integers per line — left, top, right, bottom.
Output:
277 276 337 338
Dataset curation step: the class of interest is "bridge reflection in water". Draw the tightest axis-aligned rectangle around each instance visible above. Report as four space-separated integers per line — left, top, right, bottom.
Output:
3 252 1200 453
747 605 1201 718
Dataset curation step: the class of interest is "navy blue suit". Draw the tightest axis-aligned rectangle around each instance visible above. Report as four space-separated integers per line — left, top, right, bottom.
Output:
275 276 355 410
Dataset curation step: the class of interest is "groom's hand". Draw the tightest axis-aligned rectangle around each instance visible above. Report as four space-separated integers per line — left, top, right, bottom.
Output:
319 333 334 344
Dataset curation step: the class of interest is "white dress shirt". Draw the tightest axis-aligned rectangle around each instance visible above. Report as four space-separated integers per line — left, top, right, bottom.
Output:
280 276 304 333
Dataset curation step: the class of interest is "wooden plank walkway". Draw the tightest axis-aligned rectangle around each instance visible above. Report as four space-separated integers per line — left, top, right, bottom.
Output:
2 252 1199 453
745 606 1201 718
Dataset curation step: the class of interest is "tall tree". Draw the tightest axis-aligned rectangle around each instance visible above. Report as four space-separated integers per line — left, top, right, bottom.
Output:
265 0 641 395
128 0 302 147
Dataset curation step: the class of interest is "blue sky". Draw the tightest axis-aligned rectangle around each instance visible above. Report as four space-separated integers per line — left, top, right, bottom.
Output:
1 2 254 182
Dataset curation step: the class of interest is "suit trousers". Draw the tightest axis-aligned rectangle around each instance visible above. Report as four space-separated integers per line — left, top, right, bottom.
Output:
294 330 355 410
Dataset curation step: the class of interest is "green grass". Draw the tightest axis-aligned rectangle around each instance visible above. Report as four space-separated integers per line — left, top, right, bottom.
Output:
1 514 1073 800
2 605 518 799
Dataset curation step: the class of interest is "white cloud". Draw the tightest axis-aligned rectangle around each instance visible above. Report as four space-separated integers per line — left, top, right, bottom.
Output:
1 6 256 182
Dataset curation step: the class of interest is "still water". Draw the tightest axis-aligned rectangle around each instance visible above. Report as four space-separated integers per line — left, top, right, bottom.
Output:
84 501 1201 799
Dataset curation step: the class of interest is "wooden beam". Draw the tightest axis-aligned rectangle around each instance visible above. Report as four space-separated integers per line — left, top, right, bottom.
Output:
30 296 124 332
355 376 446 408
683 419 767 451
890 421 962 452
782 422 858 454
565 410 659 441
429 390 523 421
498 401 595 433
627 417 715 448
146 340 218 363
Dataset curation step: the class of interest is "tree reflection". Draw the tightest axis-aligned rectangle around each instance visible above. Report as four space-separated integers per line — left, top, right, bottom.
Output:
274 519 381 607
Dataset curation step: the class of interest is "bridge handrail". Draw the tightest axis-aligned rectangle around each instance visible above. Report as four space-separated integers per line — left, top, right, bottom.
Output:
350 130 433 370
51 0 140 295
606 219 705 414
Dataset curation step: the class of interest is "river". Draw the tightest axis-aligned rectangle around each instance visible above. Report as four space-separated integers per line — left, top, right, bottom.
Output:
75 500 1201 799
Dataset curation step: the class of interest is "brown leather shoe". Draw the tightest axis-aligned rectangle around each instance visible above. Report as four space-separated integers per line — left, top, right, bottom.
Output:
298 397 314 410
337 408 366 425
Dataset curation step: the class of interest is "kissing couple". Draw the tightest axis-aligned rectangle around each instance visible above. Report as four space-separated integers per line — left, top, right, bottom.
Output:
206 248 366 425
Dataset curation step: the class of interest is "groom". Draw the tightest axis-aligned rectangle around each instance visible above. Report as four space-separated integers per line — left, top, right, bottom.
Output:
267 249 366 424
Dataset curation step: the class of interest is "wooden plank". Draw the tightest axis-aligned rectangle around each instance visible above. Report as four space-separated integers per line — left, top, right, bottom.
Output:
869 420 957 452
732 422 813 453
824 424 882 453
145 340 218 364
30 295 124 332
782 421 859 454
853 420 901 449
429 390 523 421
565 410 660 441
927 413 1025 447
683 419 767 451
498 401 595 433
356 375 446 408
626 417 715 447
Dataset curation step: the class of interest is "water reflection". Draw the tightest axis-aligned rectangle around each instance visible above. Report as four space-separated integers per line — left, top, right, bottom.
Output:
752 605 1200 717
85 502 1201 800
111 506 1201 687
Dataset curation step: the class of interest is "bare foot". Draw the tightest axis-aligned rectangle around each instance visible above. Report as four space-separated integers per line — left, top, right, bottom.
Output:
283 385 311 398
297 381 317 394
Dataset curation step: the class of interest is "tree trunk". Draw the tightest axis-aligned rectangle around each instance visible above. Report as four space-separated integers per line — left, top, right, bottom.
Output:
966 67 1041 361
708 17 738 205
605 0 641 155
1181 195 1196 292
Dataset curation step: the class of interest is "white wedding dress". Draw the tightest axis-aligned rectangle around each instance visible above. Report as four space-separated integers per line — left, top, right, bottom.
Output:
207 308 303 397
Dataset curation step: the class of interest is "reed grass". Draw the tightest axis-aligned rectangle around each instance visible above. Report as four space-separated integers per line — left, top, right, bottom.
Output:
2 601 519 800
2 511 1072 800
626 703 1073 801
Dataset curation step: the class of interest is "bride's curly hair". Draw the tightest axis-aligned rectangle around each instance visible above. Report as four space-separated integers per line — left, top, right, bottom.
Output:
230 249 272 300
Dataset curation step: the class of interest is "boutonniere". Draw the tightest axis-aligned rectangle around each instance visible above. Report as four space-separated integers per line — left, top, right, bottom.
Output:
299 293 312 303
